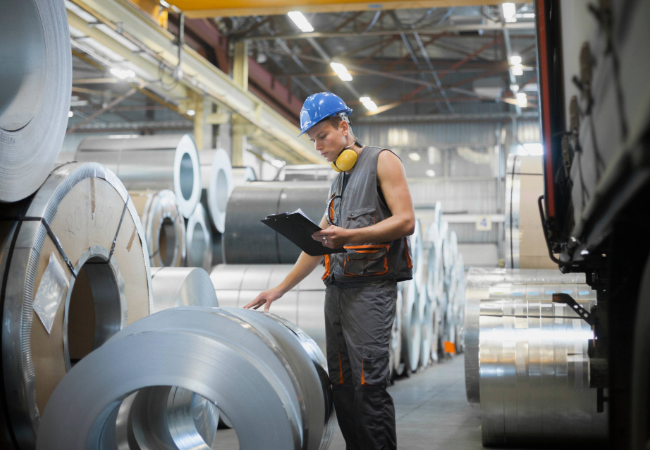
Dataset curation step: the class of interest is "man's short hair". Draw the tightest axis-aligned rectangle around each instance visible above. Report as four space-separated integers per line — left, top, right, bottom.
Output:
326 115 353 136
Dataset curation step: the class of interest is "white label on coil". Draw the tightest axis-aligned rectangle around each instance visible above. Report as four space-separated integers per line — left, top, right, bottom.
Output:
33 253 70 334
475 215 492 231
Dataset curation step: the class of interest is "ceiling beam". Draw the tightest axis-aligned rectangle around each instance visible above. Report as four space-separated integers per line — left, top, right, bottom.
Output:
238 22 534 41
165 0 510 18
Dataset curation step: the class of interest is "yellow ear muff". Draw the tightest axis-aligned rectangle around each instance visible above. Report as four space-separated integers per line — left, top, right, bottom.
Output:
331 149 357 172
330 162 342 173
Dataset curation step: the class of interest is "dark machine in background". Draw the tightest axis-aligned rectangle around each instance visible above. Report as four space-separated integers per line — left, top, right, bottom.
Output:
535 1 650 448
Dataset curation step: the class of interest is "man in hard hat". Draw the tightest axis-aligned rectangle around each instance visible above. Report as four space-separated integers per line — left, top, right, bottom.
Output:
245 92 415 450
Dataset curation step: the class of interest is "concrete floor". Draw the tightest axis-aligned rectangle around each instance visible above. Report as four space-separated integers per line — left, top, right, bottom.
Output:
214 354 486 449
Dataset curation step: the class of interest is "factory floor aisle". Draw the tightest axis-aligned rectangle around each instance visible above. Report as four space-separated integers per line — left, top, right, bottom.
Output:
214 354 486 449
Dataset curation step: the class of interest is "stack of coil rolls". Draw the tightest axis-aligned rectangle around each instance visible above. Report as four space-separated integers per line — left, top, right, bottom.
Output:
36 307 335 450
464 268 608 446
0 163 153 449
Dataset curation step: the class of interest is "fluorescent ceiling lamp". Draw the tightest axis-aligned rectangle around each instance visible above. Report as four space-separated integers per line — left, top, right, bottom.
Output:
511 65 524 76
359 96 378 111
425 169 436 177
509 55 522 65
68 111 74 118
187 109 196 116
502 3 517 22
110 67 135 79
330 62 353 82
409 152 421 162
523 143 544 155
287 11 314 33
510 84 519 93
516 92 528 107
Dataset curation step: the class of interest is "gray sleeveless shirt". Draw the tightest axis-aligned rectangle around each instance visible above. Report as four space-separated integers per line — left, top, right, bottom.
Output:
322 146 413 285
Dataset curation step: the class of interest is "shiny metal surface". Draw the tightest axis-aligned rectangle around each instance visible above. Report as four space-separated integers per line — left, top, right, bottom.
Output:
0 163 152 449
130 190 186 267
409 219 425 292
0 0 71 203
198 149 233 233
479 296 607 446
400 279 421 373
37 307 305 450
389 291 403 376
231 166 257 187
75 134 201 218
186 203 212 272
464 268 588 404
150 267 218 313
419 284 433 368
224 184 329 264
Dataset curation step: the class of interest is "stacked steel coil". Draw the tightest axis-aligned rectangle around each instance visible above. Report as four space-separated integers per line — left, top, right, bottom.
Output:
464 268 608 446
0 163 153 449
36 307 335 450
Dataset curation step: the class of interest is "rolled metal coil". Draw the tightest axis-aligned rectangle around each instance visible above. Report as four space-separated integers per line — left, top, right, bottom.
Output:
464 268 588 404
185 203 212 272
479 296 607 446
36 307 334 450
150 267 218 313
75 134 201 219
419 284 433 368
130 190 186 267
231 166 257 187
389 291 403 378
409 219 425 292
224 183 329 264
198 149 233 233
0 162 152 449
0 0 71 203
426 222 443 302
210 264 327 354
400 279 421 373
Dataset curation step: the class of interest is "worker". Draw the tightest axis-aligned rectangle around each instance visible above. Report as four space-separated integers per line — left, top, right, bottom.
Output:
244 92 415 450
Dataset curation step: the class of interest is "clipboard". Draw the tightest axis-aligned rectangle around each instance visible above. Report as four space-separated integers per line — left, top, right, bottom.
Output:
261 210 346 256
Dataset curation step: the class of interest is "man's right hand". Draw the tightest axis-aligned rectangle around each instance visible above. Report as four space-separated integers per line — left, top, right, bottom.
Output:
243 287 284 312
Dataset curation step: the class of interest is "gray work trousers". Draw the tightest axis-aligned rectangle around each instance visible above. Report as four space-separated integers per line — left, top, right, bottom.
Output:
325 280 397 450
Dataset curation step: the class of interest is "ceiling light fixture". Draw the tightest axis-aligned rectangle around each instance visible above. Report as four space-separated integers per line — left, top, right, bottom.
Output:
502 3 517 22
509 55 522 66
110 67 135 80
409 152 421 162
516 92 528 107
187 109 196 117
68 111 74 118
425 169 436 177
359 96 378 112
287 11 314 33
510 84 519 93
330 62 353 82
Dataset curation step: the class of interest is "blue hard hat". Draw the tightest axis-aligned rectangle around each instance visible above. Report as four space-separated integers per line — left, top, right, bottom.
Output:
298 92 353 136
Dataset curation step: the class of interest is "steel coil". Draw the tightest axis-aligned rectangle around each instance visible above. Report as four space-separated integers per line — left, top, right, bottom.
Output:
464 268 588 404
198 149 233 233
0 162 152 449
186 204 212 272
224 184 329 264
130 190 185 267
400 279 421 373
409 219 425 292
0 0 71 203
210 264 327 354
419 284 433 368
37 307 334 450
150 267 218 312
479 295 607 446
75 134 201 219
389 291 403 378
231 166 257 187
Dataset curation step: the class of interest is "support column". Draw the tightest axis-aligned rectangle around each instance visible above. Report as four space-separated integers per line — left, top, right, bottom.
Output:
193 93 204 151
231 115 247 166
233 41 249 91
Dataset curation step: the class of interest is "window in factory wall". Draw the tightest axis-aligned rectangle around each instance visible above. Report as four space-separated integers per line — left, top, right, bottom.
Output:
66 255 124 368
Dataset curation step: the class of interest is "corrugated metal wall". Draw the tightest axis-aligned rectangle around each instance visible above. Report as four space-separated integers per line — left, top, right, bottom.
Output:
355 122 499 149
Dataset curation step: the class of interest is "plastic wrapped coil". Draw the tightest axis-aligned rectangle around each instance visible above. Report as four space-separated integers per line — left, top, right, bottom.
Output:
129 190 185 267
186 203 212 272
464 268 588 404
36 307 334 450
0 0 71 203
74 134 201 219
0 163 152 449
479 296 607 446
198 149 233 233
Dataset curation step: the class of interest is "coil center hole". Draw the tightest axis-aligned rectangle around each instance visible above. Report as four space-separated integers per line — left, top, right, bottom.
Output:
159 217 176 266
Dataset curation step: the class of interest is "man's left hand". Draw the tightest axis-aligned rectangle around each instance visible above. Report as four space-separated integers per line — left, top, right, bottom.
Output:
312 225 351 249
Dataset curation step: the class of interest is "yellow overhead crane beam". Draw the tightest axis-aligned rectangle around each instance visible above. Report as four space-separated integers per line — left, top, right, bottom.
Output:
164 0 508 18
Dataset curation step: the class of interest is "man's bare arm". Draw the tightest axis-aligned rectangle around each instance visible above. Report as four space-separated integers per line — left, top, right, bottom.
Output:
312 150 415 248
244 214 329 311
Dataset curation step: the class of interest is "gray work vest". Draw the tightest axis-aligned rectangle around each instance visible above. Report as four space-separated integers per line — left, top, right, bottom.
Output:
322 146 413 285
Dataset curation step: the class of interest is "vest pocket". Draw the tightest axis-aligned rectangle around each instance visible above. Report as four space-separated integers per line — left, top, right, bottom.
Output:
343 244 390 277
345 207 376 229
